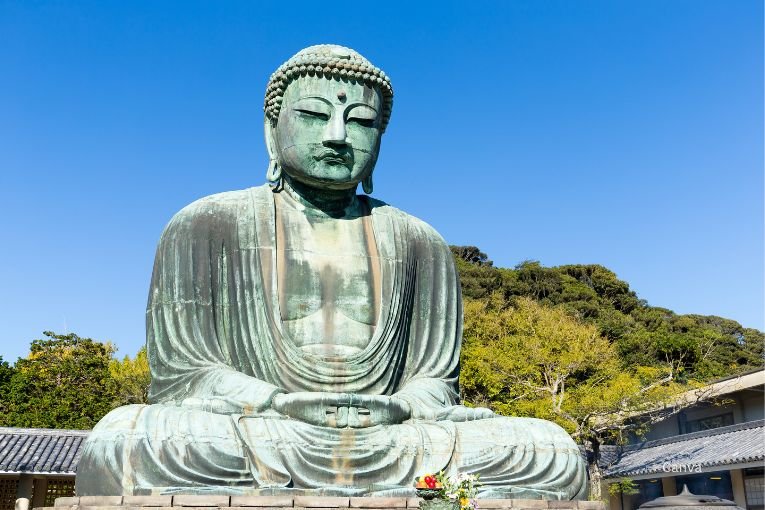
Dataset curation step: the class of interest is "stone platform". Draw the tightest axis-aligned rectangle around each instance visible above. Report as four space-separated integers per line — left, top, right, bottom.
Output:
43 495 604 510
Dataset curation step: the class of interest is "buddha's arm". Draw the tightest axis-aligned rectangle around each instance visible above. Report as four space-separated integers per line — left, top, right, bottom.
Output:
146 196 285 415
387 215 494 422
148 306 285 414
174 367 284 415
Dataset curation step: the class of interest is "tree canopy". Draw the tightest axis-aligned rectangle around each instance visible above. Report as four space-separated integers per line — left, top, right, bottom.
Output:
452 248 763 382
0 332 149 429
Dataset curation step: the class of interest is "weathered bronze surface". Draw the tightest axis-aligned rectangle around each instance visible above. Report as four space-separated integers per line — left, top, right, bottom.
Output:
75 45 587 499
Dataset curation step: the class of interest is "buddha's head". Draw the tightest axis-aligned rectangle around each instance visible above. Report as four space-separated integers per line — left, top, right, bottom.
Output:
263 45 393 194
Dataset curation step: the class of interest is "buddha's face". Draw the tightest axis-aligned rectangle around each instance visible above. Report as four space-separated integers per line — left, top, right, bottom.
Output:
271 75 383 191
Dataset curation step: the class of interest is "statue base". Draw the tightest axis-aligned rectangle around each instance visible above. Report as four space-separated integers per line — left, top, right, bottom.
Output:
45 496 604 510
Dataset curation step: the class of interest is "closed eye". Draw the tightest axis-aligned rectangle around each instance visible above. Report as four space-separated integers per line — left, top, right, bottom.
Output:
295 109 330 121
348 117 375 128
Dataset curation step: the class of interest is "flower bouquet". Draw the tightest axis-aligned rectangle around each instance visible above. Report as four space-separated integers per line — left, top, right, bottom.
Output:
414 471 480 510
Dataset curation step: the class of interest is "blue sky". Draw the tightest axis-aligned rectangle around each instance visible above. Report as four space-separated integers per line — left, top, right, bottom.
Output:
1 1 762 362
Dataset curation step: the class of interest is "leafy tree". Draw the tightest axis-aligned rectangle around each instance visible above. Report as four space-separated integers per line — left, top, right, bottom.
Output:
2 331 118 429
0 356 16 418
460 295 694 500
609 479 639 497
110 346 150 406
449 246 764 381
451 246 493 266
451 247 502 299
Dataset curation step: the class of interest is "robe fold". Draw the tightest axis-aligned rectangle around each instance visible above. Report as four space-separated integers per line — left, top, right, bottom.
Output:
76 185 587 499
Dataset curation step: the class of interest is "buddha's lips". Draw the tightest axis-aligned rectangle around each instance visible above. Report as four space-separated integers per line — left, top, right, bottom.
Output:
315 149 352 165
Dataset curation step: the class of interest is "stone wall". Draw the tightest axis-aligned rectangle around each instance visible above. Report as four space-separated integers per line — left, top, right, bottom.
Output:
42 495 605 510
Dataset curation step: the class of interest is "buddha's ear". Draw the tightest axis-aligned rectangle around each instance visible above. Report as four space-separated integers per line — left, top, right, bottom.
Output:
264 117 278 161
362 171 374 194
264 118 282 186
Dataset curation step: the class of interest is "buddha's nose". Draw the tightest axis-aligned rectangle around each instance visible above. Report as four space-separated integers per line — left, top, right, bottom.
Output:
323 114 347 146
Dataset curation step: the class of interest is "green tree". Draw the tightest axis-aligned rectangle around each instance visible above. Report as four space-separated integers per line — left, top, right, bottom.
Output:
460 296 692 500
110 346 151 406
0 356 16 420
3 331 118 429
450 246 764 382
450 246 502 299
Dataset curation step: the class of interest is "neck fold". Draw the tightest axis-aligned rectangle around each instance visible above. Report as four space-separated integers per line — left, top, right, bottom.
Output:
280 177 359 218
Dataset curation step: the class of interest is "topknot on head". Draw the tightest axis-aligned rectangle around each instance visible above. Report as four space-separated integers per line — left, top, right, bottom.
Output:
264 44 394 132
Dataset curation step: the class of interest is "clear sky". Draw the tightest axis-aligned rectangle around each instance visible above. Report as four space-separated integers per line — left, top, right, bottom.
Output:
1 1 762 362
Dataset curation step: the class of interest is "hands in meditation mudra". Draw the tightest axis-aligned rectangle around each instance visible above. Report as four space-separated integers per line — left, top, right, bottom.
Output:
76 45 586 499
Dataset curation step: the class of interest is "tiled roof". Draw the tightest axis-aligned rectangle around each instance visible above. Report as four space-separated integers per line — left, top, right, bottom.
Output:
602 419 765 478
0 427 89 474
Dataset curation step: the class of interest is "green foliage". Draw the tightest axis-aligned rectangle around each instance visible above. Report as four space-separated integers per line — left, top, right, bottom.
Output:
451 247 502 300
0 332 150 429
110 346 150 406
0 356 16 416
0 356 14 386
450 246 764 381
609 479 639 496
461 295 684 442
1 332 118 429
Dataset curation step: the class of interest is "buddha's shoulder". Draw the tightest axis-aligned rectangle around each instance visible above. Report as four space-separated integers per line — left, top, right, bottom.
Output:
164 186 271 231
177 186 270 214
367 197 448 247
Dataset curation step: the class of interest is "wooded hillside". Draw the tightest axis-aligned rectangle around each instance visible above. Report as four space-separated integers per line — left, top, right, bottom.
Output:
452 246 763 384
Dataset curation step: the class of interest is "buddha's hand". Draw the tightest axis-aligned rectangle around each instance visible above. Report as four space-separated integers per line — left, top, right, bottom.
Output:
270 392 411 428
346 394 411 428
436 405 495 422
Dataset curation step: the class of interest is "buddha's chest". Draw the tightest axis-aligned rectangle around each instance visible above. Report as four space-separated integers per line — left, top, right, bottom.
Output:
276 207 379 356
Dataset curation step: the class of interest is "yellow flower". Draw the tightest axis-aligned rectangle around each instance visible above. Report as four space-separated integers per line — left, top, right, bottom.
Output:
459 497 469 508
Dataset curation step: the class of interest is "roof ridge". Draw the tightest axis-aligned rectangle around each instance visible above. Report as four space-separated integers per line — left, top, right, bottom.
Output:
622 418 765 451
0 427 90 437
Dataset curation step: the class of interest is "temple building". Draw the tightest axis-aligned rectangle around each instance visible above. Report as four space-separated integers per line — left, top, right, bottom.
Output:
0 428 85 510
601 368 764 510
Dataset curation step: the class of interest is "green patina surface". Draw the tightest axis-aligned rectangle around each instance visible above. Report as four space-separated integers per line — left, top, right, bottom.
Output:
75 45 587 499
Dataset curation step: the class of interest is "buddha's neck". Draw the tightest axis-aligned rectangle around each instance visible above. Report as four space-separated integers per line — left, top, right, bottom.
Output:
281 177 360 218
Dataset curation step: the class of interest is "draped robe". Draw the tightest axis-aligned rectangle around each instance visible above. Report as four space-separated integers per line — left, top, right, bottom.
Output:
76 185 587 499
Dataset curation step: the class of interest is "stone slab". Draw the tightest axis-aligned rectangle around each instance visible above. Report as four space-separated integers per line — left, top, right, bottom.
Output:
179 508 236 510
473 500 516 509
173 497 231 507
230 497 294 508
45 497 594 510
349 498 407 508
225 508 295 510
55 499 81 508
514 501 549 509
293 498 349 508
77 506 133 510
80 498 124 507
123 497 174 507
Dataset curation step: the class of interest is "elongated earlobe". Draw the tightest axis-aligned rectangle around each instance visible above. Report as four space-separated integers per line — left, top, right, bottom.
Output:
362 173 373 194
266 159 282 188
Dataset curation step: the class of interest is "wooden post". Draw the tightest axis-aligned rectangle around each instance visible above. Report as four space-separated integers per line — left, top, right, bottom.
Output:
31 478 48 510
14 474 33 510
731 469 747 509
661 477 677 497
